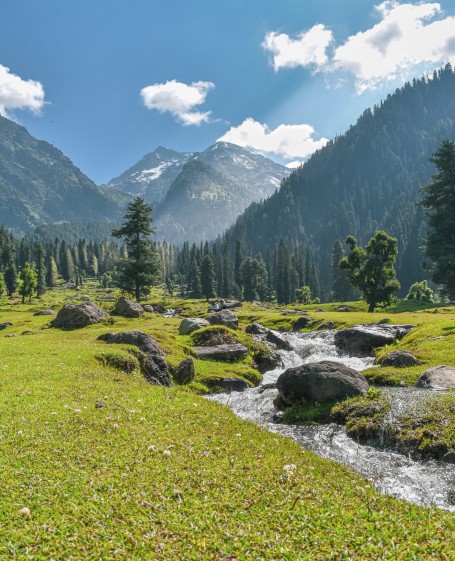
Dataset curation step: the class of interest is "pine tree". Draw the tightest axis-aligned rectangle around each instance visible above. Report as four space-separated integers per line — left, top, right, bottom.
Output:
331 240 353 302
112 198 161 301
419 139 455 299
36 243 47 296
0 272 6 298
188 256 202 298
200 254 217 299
47 256 58 287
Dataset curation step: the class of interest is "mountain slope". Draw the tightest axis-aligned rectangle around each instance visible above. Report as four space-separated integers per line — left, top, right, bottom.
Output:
223 65 455 295
153 142 290 244
105 146 192 204
0 116 129 232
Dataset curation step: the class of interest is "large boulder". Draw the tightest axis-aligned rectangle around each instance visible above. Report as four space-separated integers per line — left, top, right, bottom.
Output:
207 309 238 329
292 316 312 331
98 331 171 386
191 327 238 347
334 324 415 355
174 358 195 385
415 365 455 390
245 322 268 335
192 344 248 360
51 302 109 329
277 360 369 406
254 350 283 373
179 318 210 335
245 322 292 350
381 350 421 367
115 296 144 318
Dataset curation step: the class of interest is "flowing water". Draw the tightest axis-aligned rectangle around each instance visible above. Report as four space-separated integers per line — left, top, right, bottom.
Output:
210 330 455 510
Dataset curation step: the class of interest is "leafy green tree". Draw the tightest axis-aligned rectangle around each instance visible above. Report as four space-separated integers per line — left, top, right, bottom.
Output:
166 277 175 297
419 140 455 299
19 262 38 304
340 231 400 312
406 280 434 302
200 254 217 299
112 197 161 301
295 285 314 305
47 256 59 287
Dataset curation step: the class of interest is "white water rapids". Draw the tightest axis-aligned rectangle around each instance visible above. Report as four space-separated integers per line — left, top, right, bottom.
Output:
209 330 455 511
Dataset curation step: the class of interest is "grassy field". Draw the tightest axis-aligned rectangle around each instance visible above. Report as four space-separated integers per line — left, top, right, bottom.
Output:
1 286 455 559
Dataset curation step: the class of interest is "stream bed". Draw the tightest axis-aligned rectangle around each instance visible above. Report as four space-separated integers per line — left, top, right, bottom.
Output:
210 330 455 511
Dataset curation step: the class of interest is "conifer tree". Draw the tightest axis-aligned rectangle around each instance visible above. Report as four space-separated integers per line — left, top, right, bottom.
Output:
0 272 6 298
36 243 47 296
331 240 353 302
188 256 202 298
47 256 58 287
200 254 217 299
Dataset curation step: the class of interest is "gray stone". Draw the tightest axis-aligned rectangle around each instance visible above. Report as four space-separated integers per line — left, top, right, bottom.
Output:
178 318 210 335
174 358 195 385
192 344 248 360
205 378 248 392
381 350 422 367
115 296 144 318
95 401 107 408
335 305 352 312
51 302 109 329
97 330 171 386
334 324 415 355
255 350 283 373
0 322 13 330
33 310 57 316
224 300 242 309
292 316 312 331
441 450 455 464
207 309 238 329
415 365 455 390
277 360 369 406
318 321 335 330
246 322 292 350
245 322 268 335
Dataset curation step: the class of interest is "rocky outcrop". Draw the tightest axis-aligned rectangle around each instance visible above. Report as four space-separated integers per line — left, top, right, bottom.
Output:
179 318 210 335
207 309 238 329
246 322 291 350
114 296 144 318
277 361 369 406
205 378 248 392
192 344 248 360
33 309 57 316
97 330 171 386
334 324 414 355
51 302 109 329
191 327 238 347
174 358 195 385
381 350 421 367
415 365 455 390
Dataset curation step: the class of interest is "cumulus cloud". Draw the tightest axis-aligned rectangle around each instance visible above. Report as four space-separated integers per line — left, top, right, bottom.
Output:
333 1 455 92
140 79 214 125
263 2 455 93
262 24 333 71
0 64 45 117
218 118 328 161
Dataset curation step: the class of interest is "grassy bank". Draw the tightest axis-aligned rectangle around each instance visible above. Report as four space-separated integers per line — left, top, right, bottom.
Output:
1 288 455 559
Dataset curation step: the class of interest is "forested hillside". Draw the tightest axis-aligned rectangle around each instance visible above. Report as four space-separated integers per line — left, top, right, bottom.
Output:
223 65 455 295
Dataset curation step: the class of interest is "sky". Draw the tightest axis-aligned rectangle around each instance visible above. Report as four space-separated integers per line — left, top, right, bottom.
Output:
1 0 455 184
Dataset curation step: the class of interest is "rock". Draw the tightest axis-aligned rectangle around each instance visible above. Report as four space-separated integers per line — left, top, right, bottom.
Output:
0 322 12 330
441 450 455 464
97 331 171 386
95 401 106 408
335 305 352 312
245 322 268 335
334 324 415 355
205 378 248 392
265 330 292 351
276 360 369 406
4 334 16 338
316 308 326 312
142 305 155 313
292 316 312 331
381 350 422 367
224 300 242 309
51 302 109 329
377 318 391 325
191 327 238 347
79 295 91 302
207 309 238 329
178 318 210 335
33 310 57 316
318 321 335 330
192 344 248 360
399 380 407 387
254 350 283 373
415 365 455 390
114 296 144 318
174 358 195 384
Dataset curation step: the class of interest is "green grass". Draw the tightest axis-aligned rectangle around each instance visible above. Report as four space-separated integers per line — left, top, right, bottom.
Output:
0 287 455 559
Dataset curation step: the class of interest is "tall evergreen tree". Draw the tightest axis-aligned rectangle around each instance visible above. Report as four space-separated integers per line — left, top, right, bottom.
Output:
419 139 455 299
112 197 161 301
188 256 202 298
47 256 58 287
331 240 353 302
36 243 47 296
200 254 217 299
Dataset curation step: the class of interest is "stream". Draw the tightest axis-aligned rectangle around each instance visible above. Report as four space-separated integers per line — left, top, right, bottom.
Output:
210 330 455 511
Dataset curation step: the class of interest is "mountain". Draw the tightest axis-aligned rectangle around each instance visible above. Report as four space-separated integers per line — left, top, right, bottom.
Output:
153 142 290 244
0 116 129 233
105 146 192 204
222 64 455 296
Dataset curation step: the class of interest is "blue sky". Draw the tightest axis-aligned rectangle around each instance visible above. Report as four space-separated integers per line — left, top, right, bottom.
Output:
1 0 455 184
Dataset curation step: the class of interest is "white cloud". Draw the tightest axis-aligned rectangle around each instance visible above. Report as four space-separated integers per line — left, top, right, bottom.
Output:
263 2 455 93
285 161 304 169
333 1 455 92
140 79 214 125
0 64 45 117
262 24 333 71
218 118 328 161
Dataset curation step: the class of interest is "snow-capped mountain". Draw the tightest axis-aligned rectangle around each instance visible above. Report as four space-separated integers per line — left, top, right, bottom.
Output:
105 146 192 204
